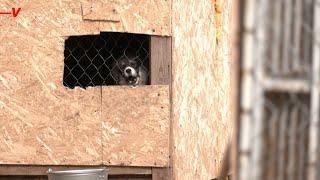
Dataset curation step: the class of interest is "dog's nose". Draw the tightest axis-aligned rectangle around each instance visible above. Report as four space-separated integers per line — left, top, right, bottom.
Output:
125 68 131 74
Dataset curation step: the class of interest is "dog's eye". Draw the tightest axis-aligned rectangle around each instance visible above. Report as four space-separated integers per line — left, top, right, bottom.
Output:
130 62 137 66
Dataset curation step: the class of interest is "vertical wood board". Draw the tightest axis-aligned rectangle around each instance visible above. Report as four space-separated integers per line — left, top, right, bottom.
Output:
171 0 233 179
150 37 172 85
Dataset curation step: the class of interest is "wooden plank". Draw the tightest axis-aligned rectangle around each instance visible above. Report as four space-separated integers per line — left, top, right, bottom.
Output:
151 168 169 180
171 0 233 179
0 165 152 176
101 85 170 167
109 178 151 180
150 36 172 85
0 177 47 180
82 0 172 36
0 176 151 180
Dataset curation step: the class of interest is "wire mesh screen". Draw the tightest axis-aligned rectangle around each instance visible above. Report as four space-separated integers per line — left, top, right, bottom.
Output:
238 0 320 180
63 32 150 88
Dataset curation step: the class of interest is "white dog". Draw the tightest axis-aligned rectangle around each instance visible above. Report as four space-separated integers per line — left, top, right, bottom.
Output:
111 53 148 85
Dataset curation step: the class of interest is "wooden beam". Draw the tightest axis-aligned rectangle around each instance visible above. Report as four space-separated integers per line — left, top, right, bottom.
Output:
151 168 169 180
0 165 152 176
150 36 172 85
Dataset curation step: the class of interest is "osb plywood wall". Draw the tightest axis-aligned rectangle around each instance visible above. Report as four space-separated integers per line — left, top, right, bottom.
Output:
102 86 170 166
0 0 170 167
82 0 171 35
0 0 234 178
0 0 171 37
171 0 233 179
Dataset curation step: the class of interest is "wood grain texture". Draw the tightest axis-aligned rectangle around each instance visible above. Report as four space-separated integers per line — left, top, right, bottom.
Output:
0 1 100 37
82 0 172 36
171 0 233 179
0 0 171 167
0 1 102 165
0 87 102 165
101 86 170 167
150 37 172 85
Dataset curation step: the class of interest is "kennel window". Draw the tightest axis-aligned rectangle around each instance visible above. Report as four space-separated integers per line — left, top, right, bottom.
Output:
63 32 150 88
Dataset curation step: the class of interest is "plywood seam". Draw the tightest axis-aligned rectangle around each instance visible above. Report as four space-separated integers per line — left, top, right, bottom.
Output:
169 0 174 178
169 37 174 180
100 86 104 165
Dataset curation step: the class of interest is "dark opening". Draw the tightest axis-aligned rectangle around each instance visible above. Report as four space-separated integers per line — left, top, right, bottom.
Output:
63 32 150 89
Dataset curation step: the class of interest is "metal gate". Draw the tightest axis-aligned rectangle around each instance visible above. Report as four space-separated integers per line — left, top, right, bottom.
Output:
237 0 320 179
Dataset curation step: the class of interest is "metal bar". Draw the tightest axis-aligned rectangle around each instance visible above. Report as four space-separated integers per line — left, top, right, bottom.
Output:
282 0 292 74
251 0 267 178
271 0 282 75
292 0 302 73
302 0 313 78
267 100 279 179
238 0 256 179
262 78 310 93
307 1 320 179
277 103 289 180
298 106 307 180
287 105 298 180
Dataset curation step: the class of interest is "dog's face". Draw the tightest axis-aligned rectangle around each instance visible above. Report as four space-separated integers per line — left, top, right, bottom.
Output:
116 55 141 85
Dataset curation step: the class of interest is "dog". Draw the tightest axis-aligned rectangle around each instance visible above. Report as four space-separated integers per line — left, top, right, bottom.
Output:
111 53 148 85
